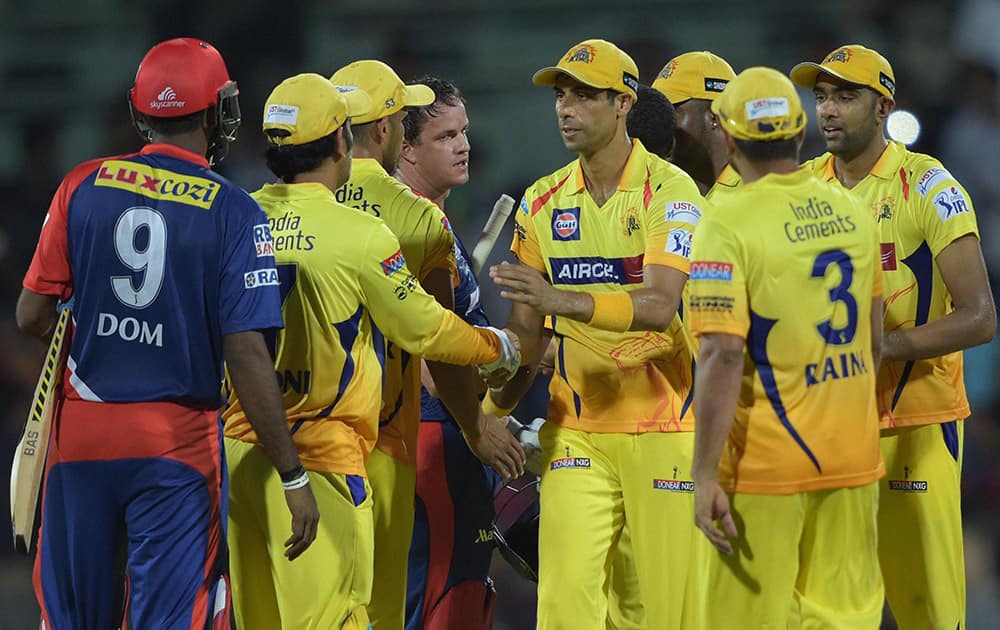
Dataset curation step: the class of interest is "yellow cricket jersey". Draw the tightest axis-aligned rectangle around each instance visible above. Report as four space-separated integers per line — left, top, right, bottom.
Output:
336 158 457 464
711 164 742 197
512 140 704 434
805 141 978 428
679 163 745 359
688 168 885 494
222 183 499 476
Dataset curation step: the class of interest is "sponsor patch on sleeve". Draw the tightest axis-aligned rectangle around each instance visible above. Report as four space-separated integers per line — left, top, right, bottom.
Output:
244 268 279 289
380 249 407 276
253 223 275 257
665 201 702 225
689 261 733 281
917 167 955 197
440 216 452 233
932 186 971 222
666 228 693 258
689 295 735 312
519 196 530 215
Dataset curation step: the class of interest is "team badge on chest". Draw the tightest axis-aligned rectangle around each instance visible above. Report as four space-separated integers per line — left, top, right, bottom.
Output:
551 207 581 241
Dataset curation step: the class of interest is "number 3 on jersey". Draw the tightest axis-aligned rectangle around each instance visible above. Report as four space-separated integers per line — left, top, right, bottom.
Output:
811 249 858 346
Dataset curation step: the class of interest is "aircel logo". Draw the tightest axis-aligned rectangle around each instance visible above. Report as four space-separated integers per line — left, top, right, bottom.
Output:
549 255 644 286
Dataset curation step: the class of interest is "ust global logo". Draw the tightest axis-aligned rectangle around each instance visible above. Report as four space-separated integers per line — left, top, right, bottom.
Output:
551 207 581 241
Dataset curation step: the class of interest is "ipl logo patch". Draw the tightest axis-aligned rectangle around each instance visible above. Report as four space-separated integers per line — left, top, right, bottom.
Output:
551 207 581 241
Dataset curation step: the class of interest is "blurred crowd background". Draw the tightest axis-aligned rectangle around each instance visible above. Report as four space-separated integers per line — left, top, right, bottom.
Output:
2 0 999 627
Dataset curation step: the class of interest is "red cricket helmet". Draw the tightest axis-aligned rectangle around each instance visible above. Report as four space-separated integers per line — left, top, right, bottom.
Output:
128 38 241 164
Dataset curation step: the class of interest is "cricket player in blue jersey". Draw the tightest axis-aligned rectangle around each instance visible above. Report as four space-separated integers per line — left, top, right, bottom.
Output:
16 38 318 630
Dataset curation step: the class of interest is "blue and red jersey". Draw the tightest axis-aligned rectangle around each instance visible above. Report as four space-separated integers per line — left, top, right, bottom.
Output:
23 143 282 408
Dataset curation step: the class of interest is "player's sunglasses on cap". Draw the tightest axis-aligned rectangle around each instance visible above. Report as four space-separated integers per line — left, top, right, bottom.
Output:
711 66 807 142
330 60 435 125
652 50 736 104
790 44 896 99
129 37 242 165
262 74 372 147
533 38 639 98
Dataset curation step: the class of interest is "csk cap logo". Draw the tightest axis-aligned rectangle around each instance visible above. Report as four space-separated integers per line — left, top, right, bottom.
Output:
566 44 597 64
657 59 678 80
825 48 852 64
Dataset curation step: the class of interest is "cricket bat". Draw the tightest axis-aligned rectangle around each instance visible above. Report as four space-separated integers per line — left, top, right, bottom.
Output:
11 307 71 553
471 194 516 275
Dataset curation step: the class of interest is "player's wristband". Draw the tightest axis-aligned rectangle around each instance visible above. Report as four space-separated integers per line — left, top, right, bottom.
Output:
279 464 307 483
281 468 310 491
587 291 634 332
482 389 515 417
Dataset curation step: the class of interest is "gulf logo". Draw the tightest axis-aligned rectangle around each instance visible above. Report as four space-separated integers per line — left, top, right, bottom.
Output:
551 207 581 241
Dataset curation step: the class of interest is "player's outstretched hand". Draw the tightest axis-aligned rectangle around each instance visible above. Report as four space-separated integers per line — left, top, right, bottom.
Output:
694 480 738 555
479 326 521 387
283 485 320 561
490 261 564 315
465 412 526 480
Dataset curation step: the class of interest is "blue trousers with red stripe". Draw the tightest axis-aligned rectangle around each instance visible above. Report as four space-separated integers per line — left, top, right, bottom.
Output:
406 420 497 630
33 400 230 630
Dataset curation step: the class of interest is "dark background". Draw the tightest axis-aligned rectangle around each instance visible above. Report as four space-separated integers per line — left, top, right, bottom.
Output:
1 0 999 627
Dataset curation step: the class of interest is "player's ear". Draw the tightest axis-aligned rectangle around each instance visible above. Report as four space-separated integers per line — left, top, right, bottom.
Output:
875 95 895 125
399 139 417 166
617 92 634 117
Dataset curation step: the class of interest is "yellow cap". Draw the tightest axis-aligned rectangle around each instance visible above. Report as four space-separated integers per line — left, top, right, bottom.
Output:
652 51 736 104
532 39 639 97
262 73 372 146
790 44 895 99
711 67 807 142
330 60 435 125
